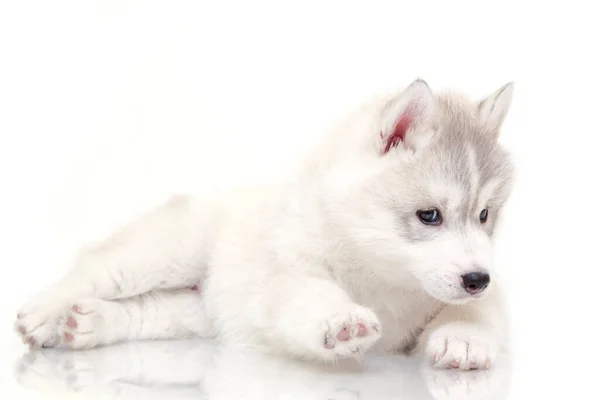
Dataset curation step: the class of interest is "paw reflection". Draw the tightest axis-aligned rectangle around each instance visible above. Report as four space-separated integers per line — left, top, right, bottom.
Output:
423 359 510 400
15 340 510 400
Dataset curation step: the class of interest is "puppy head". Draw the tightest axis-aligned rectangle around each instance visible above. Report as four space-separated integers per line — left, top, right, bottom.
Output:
325 80 515 304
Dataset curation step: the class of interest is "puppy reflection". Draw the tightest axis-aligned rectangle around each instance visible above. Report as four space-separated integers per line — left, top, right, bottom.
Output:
16 339 510 400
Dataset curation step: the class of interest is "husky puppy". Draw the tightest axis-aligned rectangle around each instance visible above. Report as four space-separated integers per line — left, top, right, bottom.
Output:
15 79 515 370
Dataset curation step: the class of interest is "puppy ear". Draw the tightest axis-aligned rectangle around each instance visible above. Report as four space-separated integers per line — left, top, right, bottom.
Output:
379 79 437 155
476 82 514 134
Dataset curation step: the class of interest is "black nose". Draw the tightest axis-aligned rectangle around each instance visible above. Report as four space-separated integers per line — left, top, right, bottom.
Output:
461 272 490 294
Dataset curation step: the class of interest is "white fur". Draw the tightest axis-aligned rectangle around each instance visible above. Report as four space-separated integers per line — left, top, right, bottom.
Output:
15 80 515 371
476 82 514 133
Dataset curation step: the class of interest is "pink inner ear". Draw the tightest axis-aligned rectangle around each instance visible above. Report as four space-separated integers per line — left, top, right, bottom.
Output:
383 111 413 154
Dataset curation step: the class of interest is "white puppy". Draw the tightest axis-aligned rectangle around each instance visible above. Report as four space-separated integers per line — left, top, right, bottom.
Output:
15 79 515 370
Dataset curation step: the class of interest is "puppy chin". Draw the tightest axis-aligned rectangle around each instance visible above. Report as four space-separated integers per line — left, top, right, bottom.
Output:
423 287 478 305
428 286 492 305
444 296 477 305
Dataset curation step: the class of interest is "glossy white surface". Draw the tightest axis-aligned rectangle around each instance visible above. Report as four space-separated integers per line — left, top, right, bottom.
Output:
8 339 513 400
1 1 599 399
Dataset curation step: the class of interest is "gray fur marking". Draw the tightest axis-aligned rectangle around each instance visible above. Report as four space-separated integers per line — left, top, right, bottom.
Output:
400 94 513 243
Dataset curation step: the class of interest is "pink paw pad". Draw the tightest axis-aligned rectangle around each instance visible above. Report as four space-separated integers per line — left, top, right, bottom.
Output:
448 360 460 369
66 316 77 328
336 327 350 341
64 332 74 343
325 321 377 349
357 323 367 337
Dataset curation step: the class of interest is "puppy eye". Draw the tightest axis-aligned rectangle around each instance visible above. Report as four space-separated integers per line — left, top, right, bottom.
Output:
417 208 442 225
479 208 488 223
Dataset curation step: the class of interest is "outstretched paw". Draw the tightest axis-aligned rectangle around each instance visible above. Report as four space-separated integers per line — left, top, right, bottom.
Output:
322 306 381 358
425 323 498 370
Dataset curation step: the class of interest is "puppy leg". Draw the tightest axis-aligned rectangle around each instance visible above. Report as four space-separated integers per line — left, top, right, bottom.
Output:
16 195 215 348
215 275 382 362
59 289 214 350
417 283 508 370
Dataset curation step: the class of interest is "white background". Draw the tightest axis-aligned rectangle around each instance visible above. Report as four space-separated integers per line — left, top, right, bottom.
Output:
0 1 598 399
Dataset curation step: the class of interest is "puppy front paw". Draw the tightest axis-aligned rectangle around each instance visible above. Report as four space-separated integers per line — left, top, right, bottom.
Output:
424 323 499 370
322 306 381 357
